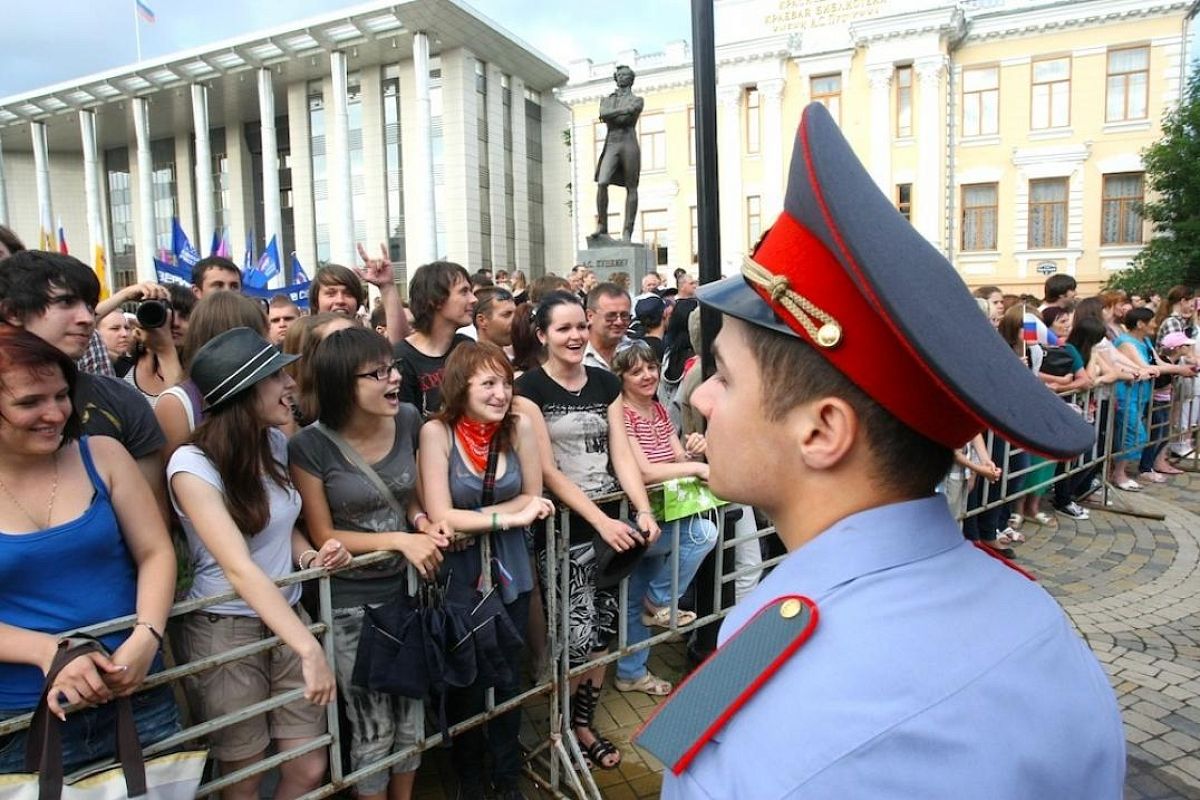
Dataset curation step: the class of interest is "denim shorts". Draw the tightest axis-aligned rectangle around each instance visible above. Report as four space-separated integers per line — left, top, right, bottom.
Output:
0 685 180 775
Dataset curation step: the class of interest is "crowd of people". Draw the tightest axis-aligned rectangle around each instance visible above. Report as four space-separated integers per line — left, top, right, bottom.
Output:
953 274 1199 555
1 209 1192 796
0 225 736 799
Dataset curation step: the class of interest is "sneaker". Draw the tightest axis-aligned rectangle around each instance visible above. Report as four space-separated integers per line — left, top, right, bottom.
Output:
1057 502 1090 521
1078 477 1103 501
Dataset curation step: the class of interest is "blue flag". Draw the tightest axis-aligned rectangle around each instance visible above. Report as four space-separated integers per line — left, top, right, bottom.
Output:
171 219 200 268
153 257 191 286
241 231 268 289
258 235 281 284
290 251 309 285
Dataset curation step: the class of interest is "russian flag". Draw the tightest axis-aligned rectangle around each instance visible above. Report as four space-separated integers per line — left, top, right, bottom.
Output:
56 217 68 255
136 0 155 24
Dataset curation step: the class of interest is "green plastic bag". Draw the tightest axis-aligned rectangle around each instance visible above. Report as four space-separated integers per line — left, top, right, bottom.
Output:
649 476 727 522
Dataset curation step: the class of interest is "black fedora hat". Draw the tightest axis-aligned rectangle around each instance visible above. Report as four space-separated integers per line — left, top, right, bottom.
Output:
697 102 1093 459
191 327 299 410
592 527 648 590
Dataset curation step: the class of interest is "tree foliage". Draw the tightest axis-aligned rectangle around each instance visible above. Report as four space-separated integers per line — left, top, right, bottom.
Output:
1108 68 1200 293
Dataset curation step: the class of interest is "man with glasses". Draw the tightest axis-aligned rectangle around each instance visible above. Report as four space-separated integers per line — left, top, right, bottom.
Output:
584 282 634 371
0 251 168 518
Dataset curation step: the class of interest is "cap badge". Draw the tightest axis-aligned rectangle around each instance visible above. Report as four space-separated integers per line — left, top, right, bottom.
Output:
742 256 842 349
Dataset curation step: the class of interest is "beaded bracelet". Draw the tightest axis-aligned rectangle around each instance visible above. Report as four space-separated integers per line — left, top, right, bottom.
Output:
136 621 163 646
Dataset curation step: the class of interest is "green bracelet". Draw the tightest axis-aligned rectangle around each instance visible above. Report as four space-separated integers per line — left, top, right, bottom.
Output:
491 512 499 532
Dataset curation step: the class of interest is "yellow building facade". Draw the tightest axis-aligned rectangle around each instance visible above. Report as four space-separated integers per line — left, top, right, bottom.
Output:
559 0 1195 294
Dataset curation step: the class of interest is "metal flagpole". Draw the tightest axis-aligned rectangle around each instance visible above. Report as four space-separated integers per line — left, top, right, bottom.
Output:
133 0 142 62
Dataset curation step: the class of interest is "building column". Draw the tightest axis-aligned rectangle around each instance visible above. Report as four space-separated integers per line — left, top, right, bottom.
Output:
0 137 9 227
914 56 945 250
717 84 743 275
759 77 785 219
79 111 108 290
410 32 437 267
328 51 354 268
510 77 530 271
487 64 507 269
257 68 286 284
132 98 156 282
192 84 215 261
867 65 893 195
30 122 53 249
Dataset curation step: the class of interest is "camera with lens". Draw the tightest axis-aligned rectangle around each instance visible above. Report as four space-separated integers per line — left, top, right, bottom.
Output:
135 299 172 329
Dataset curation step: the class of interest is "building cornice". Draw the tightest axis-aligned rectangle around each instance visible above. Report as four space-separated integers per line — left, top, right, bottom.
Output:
850 5 965 46
964 0 1190 43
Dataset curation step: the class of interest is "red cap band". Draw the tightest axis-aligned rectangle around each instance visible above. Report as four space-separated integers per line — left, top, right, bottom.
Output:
748 211 981 449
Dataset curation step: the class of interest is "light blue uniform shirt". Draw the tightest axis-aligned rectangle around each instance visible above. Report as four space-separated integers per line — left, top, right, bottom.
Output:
661 497 1124 799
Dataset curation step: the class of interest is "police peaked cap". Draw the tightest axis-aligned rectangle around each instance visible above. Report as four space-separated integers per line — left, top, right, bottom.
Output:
698 102 1094 459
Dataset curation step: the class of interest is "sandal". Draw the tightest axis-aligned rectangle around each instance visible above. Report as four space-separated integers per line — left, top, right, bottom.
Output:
572 680 621 770
1114 479 1142 492
1155 464 1185 475
1139 471 1167 484
614 671 672 696
1007 529 1027 544
1032 512 1057 527
1007 513 1024 529
994 530 1015 547
641 604 698 629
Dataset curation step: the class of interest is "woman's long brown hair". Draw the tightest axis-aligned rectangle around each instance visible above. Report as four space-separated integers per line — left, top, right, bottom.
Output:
191 386 289 536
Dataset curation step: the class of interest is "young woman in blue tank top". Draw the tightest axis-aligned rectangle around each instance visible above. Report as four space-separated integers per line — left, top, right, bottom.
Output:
419 341 553 800
0 328 179 774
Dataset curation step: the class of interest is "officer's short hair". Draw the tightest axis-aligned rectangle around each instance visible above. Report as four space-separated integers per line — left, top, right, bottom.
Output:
741 323 953 498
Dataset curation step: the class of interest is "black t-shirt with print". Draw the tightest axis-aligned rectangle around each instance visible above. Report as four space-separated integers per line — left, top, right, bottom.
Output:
75 373 166 459
393 333 473 418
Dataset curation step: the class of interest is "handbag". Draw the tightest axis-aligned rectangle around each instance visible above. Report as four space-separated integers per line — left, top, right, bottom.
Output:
0 637 206 800
649 476 728 522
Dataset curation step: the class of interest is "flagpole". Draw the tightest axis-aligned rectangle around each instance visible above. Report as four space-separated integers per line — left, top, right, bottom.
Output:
133 0 142 62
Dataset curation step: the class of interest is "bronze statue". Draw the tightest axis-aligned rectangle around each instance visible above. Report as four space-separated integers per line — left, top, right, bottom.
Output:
593 65 643 241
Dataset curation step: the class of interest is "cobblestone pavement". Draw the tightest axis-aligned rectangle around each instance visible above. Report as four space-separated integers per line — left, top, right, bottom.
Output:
409 469 1200 798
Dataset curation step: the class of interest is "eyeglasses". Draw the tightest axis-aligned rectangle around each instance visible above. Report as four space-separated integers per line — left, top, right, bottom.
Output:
356 361 401 381
602 312 632 323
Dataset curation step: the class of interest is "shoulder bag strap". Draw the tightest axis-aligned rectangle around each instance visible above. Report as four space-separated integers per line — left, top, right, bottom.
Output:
26 637 147 800
313 422 407 524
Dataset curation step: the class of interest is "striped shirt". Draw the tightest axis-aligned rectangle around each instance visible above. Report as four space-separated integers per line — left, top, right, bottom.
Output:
623 400 676 464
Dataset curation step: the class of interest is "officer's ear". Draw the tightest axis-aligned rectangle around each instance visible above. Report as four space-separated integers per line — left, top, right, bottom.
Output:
789 395 859 473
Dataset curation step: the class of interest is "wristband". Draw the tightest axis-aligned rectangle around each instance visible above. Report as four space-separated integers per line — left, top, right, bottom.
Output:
412 511 430 528
135 621 163 646
298 549 319 570
491 512 500 532
637 510 655 520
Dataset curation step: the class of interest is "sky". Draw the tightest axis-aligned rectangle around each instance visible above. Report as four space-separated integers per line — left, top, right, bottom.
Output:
0 0 693 99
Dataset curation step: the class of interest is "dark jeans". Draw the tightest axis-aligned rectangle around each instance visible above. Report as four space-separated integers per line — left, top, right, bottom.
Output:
963 437 1024 541
0 685 179 775
446 590 531 793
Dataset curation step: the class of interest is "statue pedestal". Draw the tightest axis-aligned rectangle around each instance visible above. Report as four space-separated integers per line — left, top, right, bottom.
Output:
577 236 654 288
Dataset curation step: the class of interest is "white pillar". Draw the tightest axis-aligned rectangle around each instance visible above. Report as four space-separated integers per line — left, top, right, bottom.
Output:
0 137 9 227
717 84 743 275
867 65 893 195
192 84 215 261
257 70 284 283
914 56 945 250
79 111 108 292
487 64 507 268
759 77 785 219
30 122 53 248
132 97 156 282
328 51 354 267
412 31 437 266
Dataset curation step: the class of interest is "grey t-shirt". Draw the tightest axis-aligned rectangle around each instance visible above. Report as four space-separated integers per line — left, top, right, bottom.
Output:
288 405 422 606
168 428 302 616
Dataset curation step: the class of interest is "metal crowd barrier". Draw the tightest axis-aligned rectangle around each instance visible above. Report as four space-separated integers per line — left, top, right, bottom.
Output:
0 496 768 800
8 374 1197 798
960 375 1200 525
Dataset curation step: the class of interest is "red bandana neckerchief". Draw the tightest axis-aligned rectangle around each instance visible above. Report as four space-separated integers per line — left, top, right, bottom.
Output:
455 417 500 473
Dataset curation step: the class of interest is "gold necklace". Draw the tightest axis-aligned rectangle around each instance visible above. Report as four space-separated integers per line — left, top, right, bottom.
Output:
0 451 59 530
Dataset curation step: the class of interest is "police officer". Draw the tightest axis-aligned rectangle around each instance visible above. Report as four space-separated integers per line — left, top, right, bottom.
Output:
635 103 1125 798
